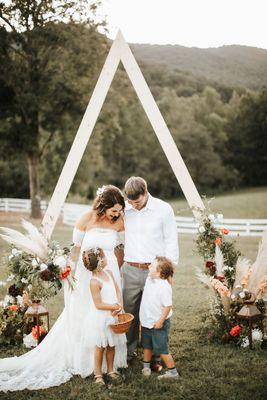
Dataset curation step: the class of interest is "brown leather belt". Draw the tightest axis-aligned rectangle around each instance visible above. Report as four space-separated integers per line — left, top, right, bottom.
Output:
127 262 151 270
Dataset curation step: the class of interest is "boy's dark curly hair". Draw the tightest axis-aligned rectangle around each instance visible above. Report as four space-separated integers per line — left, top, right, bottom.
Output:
156 256 174 279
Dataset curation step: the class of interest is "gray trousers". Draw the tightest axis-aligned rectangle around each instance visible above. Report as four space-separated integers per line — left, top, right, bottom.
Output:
121 262 149 356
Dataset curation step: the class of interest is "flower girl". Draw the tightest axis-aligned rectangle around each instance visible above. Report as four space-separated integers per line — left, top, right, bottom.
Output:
82 247 127 385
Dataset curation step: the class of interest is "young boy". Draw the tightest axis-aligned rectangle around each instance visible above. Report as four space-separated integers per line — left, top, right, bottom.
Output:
139 256 180 379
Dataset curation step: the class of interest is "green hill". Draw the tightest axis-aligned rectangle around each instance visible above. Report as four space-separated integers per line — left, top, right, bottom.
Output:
131 43 267 89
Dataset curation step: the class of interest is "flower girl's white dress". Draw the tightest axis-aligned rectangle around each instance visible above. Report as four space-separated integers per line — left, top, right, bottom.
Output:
0 227 127 392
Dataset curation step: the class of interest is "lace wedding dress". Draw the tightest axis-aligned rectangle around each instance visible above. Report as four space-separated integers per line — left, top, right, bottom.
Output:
0 227 127 392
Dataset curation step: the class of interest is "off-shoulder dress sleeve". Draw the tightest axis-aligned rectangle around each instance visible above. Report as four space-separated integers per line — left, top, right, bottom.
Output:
72 227 86 247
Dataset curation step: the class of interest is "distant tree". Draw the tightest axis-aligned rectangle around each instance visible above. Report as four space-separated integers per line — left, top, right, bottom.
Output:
227 87 267 186
0 0 105 217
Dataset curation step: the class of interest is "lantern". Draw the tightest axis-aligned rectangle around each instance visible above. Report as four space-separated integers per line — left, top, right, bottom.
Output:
25 301 50 344
237 297 261 349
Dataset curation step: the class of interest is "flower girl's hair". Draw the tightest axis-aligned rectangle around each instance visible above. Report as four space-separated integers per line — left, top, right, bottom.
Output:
82 247 105 272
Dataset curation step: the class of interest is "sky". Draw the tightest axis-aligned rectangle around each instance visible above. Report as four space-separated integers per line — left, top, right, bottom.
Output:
97 0 267 49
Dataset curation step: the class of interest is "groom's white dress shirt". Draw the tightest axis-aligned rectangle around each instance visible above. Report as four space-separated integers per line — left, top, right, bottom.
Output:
124 194 179 265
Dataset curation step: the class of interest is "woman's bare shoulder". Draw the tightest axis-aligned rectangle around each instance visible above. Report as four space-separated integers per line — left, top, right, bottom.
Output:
115 215 125 232
75 210 94 230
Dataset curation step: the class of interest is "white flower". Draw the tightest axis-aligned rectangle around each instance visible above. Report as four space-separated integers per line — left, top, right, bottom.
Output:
23 333 37 348
198 226 205 233
16 295 24 306
0 281 6 287
228 267 234 271
27 284 32 291
208 214 215 222
3 295 14 307
6 274 15 282
21 277 28 284
252 329 263 342
32 259 38 267
231 294 236 300
241 337 250 348
11 248 19 256
223 266 229 272
53 256 67 269
217 213 224 221
40 263 48 271
8 254 14 260
96 185 106 197
239 292 245 299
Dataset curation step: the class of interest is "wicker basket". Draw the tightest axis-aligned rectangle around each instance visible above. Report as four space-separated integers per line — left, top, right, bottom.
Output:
109 313 134 334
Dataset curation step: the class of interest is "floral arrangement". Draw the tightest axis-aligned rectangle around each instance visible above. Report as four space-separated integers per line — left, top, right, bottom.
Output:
194 206 266 349
0 220 75 346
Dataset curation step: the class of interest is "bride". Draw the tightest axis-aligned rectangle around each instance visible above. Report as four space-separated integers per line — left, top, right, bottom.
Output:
0 185 127 391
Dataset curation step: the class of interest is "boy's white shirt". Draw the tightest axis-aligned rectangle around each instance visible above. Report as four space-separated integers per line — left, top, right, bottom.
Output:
139 276 173 329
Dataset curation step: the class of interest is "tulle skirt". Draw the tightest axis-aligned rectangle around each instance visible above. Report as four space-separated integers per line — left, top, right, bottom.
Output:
0 256 127 391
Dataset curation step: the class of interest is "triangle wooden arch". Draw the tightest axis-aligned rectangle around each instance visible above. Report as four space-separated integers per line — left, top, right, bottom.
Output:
41 30 204 239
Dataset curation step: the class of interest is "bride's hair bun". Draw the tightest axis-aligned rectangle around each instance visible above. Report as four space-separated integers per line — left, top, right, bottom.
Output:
82 247 105 271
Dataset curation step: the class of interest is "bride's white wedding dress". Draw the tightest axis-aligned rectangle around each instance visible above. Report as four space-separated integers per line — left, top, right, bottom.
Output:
0 227 127 392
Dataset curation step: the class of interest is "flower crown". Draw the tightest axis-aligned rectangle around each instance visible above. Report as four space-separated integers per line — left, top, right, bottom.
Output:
83 247 104 273
96 185 106 197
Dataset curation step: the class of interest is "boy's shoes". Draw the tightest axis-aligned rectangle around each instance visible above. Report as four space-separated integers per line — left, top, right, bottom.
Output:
157 370 180 380
142 367 152 377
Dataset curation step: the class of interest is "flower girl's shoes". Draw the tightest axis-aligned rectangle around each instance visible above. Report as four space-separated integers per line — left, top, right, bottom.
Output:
108 371 121 380
157 370 180 380
142 367 151 377
94 375 105 385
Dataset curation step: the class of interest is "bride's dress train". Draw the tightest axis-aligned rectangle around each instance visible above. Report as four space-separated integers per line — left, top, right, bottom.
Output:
0 228 126 391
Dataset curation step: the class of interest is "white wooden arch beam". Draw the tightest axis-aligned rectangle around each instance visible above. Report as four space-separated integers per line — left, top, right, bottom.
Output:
41 30 204 239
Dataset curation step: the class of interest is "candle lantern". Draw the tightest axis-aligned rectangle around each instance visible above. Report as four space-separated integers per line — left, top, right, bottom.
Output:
237 297 261 349
25 301 50 344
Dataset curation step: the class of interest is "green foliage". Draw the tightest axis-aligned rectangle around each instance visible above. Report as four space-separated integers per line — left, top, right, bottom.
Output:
0 3 266 202
227 87 267 187
0 305 27 345
132 43 267 89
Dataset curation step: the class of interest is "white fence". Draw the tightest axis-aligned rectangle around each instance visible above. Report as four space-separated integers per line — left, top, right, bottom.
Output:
0 198 266 237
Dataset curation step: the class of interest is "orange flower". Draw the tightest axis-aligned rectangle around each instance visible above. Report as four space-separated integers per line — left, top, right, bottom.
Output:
9 304 18 311
230 325 241 337
221 228 230 235
214 237 222 245
32 325 47 340
60 266 71 280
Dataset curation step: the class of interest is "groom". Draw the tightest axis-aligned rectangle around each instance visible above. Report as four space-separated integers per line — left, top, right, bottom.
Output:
122 176 179 362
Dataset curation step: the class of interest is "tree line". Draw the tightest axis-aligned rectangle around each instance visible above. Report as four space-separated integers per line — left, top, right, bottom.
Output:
0 1 266 217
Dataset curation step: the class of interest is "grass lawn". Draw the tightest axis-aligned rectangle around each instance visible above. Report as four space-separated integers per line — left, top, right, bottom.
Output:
0 188 266 400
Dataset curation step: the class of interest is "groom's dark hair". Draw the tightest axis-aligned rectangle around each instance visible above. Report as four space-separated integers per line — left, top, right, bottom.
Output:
124 176 147 200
